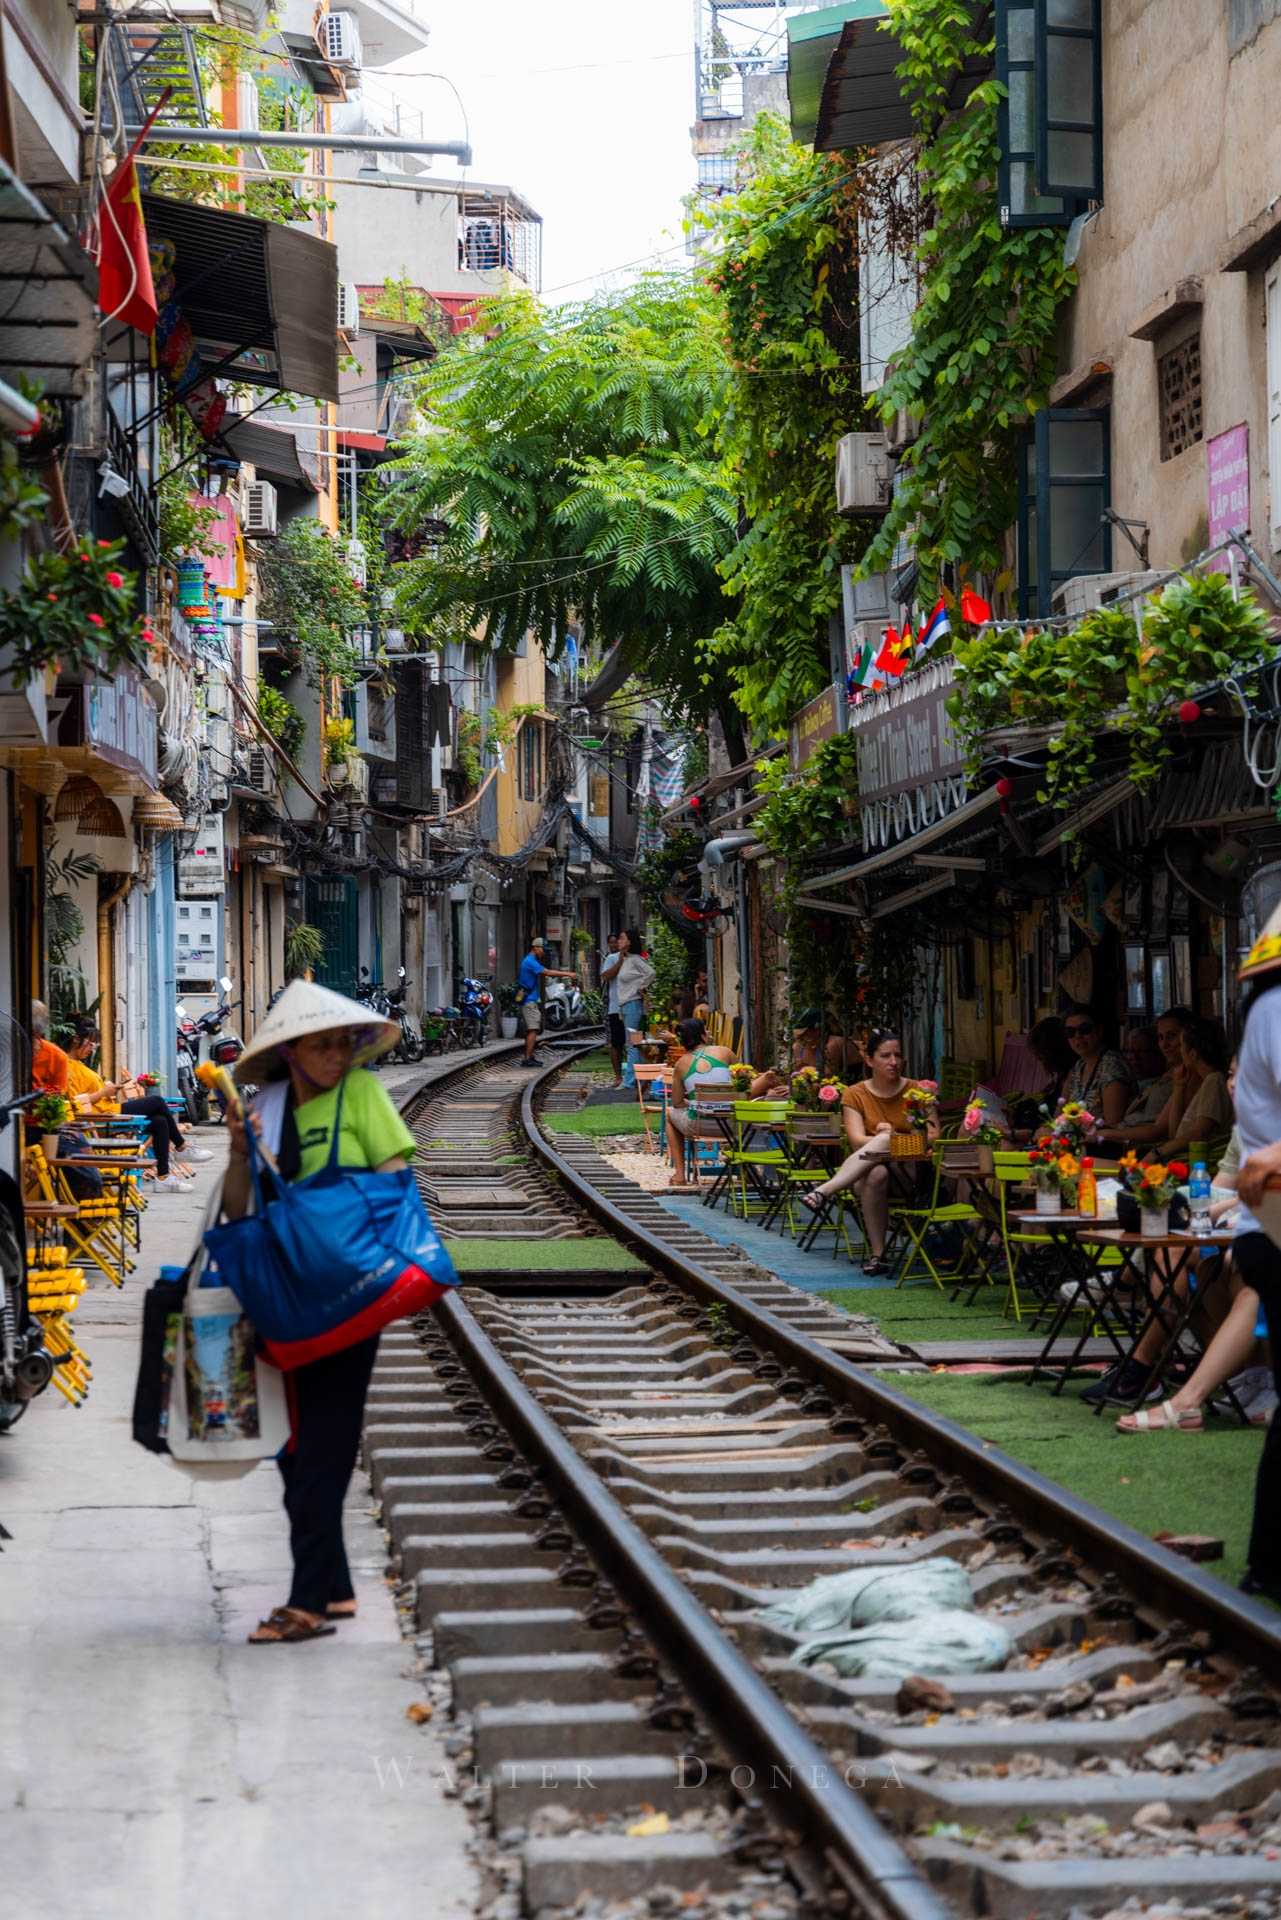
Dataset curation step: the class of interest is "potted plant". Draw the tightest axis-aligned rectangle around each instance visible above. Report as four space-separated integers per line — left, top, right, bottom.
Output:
497 981 520 1040
323 715 356 783
1028 1145 1080 1216
32 1090 72 1160
284 921 326 982
893 1080 938 1158
728 1062 758 1095
1053 1100 1097 1155
1121 1154 1187 1237
789 1065 821 1111
961 1100 1002 1175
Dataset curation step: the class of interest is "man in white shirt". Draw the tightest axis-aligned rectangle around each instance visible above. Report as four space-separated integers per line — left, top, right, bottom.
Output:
1230 917 1281 1606
601 932 624 1088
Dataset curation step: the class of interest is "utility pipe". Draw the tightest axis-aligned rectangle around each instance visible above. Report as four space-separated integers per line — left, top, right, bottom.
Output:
124 127 473 162
97 874 133 1081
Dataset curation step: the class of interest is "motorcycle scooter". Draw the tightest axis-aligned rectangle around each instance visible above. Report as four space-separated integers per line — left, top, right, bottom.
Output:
176 976 245 1122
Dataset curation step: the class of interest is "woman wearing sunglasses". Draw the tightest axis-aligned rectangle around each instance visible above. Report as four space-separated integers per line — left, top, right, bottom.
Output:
1058 1003 1135 1129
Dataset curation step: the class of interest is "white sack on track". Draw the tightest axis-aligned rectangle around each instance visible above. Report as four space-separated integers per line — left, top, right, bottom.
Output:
790 1609 1013 1679
757 1557 1012 1679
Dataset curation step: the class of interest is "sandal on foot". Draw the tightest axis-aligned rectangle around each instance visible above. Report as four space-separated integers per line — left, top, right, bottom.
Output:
860 1255 890 1276
799 1190 824 1214
249 1606 336 1644
1116 1400 1202 1433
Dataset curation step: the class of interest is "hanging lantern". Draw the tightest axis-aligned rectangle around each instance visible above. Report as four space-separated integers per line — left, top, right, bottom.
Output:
77 788 127 837
54 774 102 822
131 792 185 833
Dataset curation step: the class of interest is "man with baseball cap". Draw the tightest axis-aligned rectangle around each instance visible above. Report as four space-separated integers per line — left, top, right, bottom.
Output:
514 936 576 1066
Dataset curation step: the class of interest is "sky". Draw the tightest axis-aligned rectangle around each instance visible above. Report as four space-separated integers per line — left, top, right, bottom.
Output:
384 0 701 301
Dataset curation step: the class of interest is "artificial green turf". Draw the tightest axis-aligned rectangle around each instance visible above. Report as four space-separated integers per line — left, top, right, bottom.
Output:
449 1236 648 1271
875 1367 1264 1595
543 1104 648 1137
820 1283 1017 1349
570 1048 616 1076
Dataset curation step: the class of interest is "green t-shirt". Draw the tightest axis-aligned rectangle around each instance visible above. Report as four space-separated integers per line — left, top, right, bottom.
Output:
292 1068 416 1179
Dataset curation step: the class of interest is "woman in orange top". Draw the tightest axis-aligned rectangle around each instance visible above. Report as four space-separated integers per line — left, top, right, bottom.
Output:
800 1030 938 1275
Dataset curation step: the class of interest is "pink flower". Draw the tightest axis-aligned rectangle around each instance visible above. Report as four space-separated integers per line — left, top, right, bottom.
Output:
962 1106 980 1134
86 612 103 628
1079 1111 1095 1129
917 1079 938 1093
105 571 123 590
818 1085 840 1106
97 540 112 550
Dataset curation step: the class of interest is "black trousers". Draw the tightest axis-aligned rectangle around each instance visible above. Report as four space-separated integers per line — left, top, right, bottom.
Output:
120 1094 183 1178
278 1334 380 1615
1228 1231 1281 1581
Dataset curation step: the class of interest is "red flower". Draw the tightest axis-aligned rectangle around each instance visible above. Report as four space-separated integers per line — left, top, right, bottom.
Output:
97 539 112 549
46 592 58 603
105 571 124 590
140 626 155 645
87 612 103 628
1168 1161 1188 1179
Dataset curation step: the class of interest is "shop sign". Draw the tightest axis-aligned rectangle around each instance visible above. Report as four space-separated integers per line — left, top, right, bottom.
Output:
849 660 969 849
84 666 158 789
1207 423 1249 565
789 684 842 772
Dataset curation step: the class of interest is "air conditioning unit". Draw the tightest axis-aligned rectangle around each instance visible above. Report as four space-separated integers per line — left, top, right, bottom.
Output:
317 10 361 70
243 480 278 539
1050 569 1166 619
247 745 274 792
886 407 921 455
836 432 892 515
337 282 361 336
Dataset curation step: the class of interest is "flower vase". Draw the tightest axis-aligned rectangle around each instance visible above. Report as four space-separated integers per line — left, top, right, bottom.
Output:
42 1131 61 1161
500 1016 518 1039
1140 1207 1168 1238
975 1143 995 1177
1035 1188 1061 1216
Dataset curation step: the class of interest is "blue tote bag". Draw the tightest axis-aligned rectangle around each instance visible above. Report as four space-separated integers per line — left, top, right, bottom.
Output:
204 1080 458 1369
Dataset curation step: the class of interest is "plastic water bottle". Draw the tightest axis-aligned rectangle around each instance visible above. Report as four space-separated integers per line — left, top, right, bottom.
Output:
1189 1161 1212 1237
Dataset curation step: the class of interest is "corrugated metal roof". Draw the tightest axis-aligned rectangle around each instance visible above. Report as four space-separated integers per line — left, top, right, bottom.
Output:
143 193 339 403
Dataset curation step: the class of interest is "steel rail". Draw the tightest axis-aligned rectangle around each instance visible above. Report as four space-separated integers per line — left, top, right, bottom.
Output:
518 1060 1281 1674
433 1288 949 1920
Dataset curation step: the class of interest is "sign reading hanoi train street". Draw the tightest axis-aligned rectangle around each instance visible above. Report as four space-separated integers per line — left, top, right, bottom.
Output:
789 683 842 772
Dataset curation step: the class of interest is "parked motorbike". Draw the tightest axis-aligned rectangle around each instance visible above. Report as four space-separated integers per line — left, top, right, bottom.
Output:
543 976 586 1030
0 1091 54 1431
176 976 245 1122
458 976 493 1048
385 966 424 1063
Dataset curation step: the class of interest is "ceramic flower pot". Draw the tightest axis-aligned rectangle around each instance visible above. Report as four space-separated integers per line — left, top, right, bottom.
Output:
1035 1188 1061 1216
500 1016 518 1039
1140 1207 1168 1238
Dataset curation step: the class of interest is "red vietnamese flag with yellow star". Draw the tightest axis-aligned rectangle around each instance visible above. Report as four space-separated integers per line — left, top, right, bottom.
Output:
874 623 912 679
98 156 157 334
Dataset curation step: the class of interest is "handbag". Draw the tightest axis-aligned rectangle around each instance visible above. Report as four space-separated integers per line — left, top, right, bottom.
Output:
133 1214 289 1475
203 1079 458 1370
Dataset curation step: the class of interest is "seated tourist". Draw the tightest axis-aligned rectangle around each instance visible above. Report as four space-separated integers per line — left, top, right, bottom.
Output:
1096 1016 1231 1157
30 1000 70 1094
65 1022 212 1191
664 1018 780 1190
1108 1007 1196 1145
1058 1004 1134 1128
790 1009 861 1077
1008 1017 1075 1135
799 1029 938 1276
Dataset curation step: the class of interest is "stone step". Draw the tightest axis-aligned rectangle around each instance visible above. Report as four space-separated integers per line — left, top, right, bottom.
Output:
473 1700 670 1769
522 1831 737 1907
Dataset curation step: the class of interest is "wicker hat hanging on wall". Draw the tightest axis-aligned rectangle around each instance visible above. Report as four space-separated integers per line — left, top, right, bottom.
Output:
53 775 125 837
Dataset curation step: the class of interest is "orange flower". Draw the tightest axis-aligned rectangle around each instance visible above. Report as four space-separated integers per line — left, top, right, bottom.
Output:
1057 1153 1079 1177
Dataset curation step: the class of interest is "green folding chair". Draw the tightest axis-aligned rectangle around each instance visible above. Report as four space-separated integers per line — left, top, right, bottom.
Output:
888 1141 984 1290
724 1099 791 1220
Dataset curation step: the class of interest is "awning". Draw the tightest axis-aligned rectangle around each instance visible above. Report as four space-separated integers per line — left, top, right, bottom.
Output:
788 1 989 154
795 784 1002 893
221 416 316 489
142 194 339 402
0 159 97 397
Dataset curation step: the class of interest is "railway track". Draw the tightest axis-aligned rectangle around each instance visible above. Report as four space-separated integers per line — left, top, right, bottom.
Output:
369 1043 1281 1920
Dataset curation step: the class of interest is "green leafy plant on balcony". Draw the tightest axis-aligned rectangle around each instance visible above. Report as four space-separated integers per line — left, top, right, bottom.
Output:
456 709 483 788
258 520 366 688
284 921 326 981
256 682 305 760
322 715 357 770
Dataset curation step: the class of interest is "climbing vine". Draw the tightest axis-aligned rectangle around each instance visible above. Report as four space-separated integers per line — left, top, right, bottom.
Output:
754 733 858 864
861 3 1076 599
698 117 875 734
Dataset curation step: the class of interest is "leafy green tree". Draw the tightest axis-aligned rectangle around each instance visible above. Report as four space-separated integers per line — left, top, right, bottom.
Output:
379 281 738 730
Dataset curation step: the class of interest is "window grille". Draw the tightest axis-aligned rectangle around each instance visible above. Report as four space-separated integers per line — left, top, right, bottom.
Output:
1157 333 1203 462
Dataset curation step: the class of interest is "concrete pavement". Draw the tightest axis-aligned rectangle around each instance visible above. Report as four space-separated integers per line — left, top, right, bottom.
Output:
0 1133 478 1920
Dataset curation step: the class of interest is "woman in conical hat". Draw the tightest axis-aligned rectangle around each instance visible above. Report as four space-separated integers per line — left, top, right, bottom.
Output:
222 980 414 1643
1225 900 1281 1605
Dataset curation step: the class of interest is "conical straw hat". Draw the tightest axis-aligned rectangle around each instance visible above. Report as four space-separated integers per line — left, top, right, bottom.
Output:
234 979 400 1081
1240 900 1281 982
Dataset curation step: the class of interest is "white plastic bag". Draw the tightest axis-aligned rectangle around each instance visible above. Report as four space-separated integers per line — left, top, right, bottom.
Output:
167 1282 289 1478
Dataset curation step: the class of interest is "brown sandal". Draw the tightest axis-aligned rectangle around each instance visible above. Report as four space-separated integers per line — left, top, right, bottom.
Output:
248 1605 337 1644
